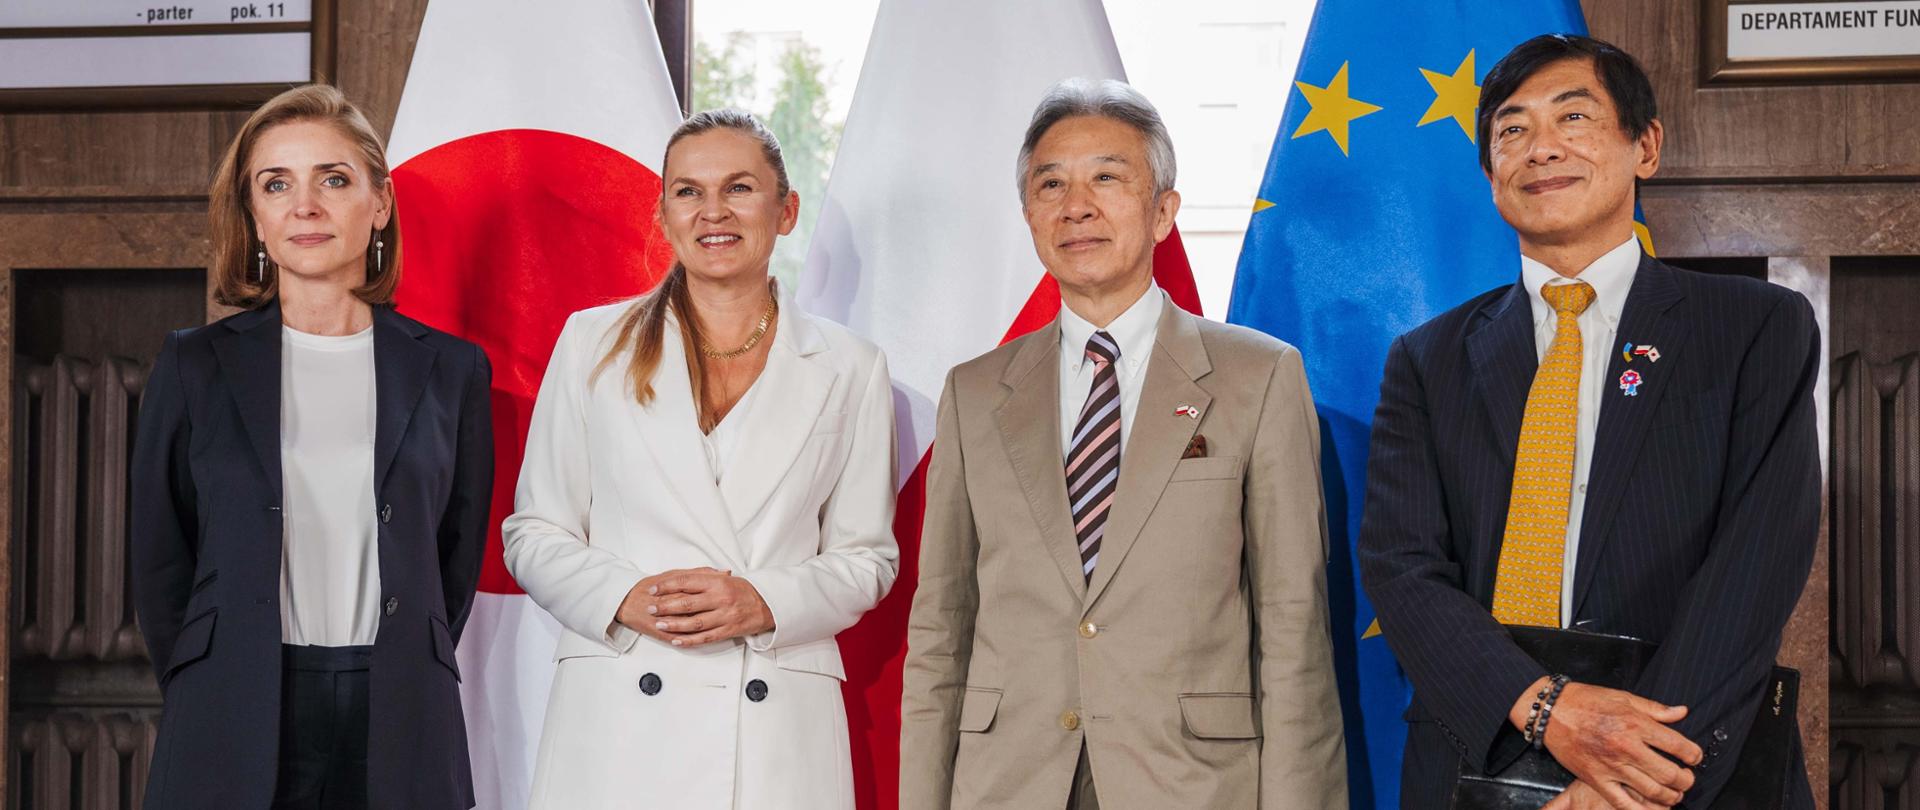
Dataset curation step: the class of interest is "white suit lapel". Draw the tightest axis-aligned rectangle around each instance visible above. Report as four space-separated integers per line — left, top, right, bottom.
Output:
718 297 835 532
629 315 750 571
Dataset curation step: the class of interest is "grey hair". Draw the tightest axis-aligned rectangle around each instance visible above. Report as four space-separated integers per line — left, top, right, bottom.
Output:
1016 77 1177 204
663 107 791 197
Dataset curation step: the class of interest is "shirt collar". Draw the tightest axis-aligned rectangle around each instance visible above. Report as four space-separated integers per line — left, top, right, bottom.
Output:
1060 285 1164 373
1520 236 1640 326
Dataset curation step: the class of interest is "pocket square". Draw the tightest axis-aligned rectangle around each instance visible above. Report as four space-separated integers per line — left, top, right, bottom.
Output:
1181 434 1209 460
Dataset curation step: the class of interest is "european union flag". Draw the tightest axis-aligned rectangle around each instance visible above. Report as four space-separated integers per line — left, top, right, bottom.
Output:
1225 2 1610 807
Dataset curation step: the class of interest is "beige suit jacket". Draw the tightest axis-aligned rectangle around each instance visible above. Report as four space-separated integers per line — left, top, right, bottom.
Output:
901 297 1348 809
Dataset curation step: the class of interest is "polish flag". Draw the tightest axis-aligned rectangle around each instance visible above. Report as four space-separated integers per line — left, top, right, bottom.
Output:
384 2 680 807
800 2 1200 807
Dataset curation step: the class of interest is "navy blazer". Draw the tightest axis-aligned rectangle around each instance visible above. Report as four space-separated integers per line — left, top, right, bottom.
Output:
1358 255 1819 808
130 302 492 810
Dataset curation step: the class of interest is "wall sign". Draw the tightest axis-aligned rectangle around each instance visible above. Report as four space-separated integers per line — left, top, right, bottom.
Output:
0 0 334 110
1705 0 1920 83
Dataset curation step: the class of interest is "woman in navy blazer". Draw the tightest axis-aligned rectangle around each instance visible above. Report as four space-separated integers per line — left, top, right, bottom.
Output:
130 85 491 810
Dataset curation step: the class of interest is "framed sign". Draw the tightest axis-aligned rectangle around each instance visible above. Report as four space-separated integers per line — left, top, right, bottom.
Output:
1703 0 1920 83
0 0 335 110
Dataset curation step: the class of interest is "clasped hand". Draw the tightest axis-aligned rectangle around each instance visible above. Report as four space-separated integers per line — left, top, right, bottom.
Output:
615 567 773 648
1512 679 1704 810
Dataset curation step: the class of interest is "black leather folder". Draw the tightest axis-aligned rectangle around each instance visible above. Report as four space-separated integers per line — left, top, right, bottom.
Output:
1447 626 1798 810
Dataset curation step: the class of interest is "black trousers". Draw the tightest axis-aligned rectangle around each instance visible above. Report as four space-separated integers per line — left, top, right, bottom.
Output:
273 644 373 810
1068 742 1099 809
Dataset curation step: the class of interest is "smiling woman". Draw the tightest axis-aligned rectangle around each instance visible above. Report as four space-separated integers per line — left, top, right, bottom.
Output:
500 106 899 810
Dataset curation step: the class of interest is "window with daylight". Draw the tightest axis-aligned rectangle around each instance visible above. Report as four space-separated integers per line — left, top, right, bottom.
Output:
690 0 1317 317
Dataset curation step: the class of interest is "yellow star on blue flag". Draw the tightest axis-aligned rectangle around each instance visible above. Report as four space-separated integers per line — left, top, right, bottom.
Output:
1417 50 1480 142
1292 62 1384 156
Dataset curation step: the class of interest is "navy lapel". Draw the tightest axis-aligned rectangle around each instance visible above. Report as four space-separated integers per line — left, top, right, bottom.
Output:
1465 280 1537 470
1570 256 1689 617
373 307 438 491
209 302 285 500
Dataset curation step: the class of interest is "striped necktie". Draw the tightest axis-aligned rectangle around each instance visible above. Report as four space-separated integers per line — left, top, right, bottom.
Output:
1066 331 1122 581
1491 280 1596 627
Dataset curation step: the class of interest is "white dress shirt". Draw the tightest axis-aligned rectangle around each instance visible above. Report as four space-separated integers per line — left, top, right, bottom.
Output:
279 325 382 647
1519 236 1640 627
1058 286 1164 458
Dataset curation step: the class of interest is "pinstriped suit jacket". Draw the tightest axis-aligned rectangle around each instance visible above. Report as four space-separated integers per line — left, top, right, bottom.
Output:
1358 255 1819 808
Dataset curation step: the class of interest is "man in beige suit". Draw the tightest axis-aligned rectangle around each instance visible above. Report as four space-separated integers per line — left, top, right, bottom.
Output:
900 78 1348 810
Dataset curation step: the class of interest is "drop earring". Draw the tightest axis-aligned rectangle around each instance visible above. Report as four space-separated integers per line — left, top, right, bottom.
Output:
373 231 384 275
254 245 267 283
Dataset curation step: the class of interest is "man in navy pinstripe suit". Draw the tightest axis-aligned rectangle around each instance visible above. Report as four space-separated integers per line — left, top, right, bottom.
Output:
1359 35 1819 810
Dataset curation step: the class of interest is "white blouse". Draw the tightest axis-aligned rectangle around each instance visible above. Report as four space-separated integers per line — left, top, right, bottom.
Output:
699 377 765 484
278 325 382 647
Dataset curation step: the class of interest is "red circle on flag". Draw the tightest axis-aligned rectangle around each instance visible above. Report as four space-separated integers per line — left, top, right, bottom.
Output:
393 129 677 595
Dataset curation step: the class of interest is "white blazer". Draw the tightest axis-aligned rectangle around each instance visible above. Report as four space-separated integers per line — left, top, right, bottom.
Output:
504 291 899 810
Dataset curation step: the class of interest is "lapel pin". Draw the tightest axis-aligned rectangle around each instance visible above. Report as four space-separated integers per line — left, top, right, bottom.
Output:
1619 369 1643 397
1621 341 1661 363
1174 404 1200 420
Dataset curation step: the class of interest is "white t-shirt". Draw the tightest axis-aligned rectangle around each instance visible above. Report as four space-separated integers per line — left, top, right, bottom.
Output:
279 325 382 647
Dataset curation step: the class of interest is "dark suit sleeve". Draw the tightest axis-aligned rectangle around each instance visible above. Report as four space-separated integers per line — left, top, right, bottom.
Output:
1630 292 1821 808
130 331 200 688
439 343 494 643
1358 334 1547 773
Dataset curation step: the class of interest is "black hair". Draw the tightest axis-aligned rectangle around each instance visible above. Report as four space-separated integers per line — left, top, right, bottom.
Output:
1476 34 1658 171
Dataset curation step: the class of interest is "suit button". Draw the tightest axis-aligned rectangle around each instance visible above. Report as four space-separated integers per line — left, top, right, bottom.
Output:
639 673 662 695
746 679 769 702
1059 710 1080 731
380 503 392 524
1078 621 1098 639
385 597 398 616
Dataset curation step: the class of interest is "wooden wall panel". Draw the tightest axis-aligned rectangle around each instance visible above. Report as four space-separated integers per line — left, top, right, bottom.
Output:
0 0 428 196
1640 183 1920 259
330 0 430 139
0 113 234 190
0 4 429 808
1583 0 1920 180
1828 258 1920 809
1581 2 1920 808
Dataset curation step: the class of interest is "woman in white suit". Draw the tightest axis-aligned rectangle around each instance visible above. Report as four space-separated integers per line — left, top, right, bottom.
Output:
503 109 898 809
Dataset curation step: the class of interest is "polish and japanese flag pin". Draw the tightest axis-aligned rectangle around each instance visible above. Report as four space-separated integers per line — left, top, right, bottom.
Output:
1174 404 1201 420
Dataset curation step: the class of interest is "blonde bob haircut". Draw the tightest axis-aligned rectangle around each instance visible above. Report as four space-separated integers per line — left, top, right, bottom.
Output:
208 84 401 309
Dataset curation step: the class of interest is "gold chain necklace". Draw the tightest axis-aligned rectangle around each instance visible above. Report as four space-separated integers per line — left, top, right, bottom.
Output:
699 292 778 359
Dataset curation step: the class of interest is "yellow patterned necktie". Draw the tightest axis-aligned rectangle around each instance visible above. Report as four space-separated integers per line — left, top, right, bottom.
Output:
1491 280 1596 627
